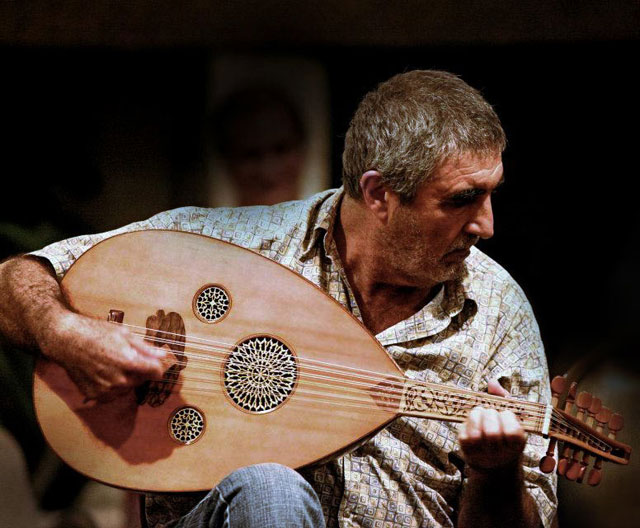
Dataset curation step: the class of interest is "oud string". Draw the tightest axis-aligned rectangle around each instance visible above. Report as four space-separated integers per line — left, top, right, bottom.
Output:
122 322 412 386
121 322 549 416
143 370 609 451
124 343 552 430
110 323 611 448
128 322 566 425
144 373 550 432
132 328 549 417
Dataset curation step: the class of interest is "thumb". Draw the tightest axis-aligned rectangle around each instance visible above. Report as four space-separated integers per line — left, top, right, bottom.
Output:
487 378 510 398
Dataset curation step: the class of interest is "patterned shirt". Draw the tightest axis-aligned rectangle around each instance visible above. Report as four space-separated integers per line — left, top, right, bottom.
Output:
32 188 557 528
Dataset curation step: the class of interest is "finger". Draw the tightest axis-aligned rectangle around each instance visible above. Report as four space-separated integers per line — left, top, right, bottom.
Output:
458 422 468 441
459 422 480 455
109 348 165 385
128 337 172 366
466 407 484 439
129 334 171 359
96 385 133 403
487 379 510 397
499 411 526 449
459 409 485 459
499 410 522 435
479 408 506 454
131 354 167 379
481 408 503 439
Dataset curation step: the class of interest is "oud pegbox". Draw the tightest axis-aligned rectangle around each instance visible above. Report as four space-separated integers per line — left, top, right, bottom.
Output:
538 374 631 486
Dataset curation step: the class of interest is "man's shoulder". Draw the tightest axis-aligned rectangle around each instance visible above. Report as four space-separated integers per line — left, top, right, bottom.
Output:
158 188 339 250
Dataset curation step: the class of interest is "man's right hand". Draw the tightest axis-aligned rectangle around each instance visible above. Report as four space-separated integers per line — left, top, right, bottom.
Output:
39 310 170 401
0 255 170 402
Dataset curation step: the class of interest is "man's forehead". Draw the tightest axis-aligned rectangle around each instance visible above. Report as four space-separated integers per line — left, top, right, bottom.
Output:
431 154 504 188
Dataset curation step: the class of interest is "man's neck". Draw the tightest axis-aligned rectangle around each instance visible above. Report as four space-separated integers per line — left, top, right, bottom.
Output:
335 197 440 335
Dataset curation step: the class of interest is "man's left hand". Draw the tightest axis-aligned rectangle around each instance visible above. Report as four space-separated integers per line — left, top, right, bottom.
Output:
458 379 527 472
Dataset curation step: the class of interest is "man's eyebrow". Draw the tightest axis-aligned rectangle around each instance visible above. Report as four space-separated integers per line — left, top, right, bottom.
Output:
449 188 485 199
446 177 505 201
454 176 505 194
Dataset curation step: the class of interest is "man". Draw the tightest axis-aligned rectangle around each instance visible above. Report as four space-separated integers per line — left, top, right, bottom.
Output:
0 70 556 527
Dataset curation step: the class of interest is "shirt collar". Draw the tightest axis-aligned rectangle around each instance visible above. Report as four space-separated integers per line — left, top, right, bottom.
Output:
376 252 481 345
375 277 476 345
299 187 344 261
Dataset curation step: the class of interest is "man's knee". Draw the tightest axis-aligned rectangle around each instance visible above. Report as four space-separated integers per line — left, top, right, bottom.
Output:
218 463 313 501
217 463 323 527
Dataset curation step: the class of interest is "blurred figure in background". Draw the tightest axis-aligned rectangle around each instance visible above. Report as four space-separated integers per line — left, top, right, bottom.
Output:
201 54 331 209
209 86 307 206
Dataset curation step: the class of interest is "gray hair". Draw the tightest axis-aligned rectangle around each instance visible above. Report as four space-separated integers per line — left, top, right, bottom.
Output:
342 70 506 202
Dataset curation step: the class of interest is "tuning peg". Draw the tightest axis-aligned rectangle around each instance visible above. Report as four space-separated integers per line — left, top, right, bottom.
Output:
586 397 602 427
587 457 603 486
540 375 568 474
565 450 584 481
557 443 573 476
595 407 612 433
539 438 558 473
576 451 592 484
564 382 578 413
550 375 567 407
608 413 624 439
575 391 592 421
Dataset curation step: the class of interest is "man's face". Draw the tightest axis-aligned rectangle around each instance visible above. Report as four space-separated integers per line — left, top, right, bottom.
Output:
380 152 504 286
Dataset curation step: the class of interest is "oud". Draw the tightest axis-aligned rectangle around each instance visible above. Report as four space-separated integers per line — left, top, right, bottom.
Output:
33 230 631 492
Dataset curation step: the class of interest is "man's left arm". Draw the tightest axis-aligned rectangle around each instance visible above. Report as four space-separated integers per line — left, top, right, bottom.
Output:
457 381 542 528
457 281 557 528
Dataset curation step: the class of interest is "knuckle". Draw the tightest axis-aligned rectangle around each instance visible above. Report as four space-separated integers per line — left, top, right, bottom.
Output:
485 408 499 419
114 374 130 387
499 410 517 422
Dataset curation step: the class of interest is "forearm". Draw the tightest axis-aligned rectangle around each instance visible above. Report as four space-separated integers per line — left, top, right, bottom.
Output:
0 255 69 352
458 463 540 528
1 254 168 399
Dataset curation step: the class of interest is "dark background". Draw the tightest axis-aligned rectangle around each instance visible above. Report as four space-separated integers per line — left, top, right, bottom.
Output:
1 2 638 526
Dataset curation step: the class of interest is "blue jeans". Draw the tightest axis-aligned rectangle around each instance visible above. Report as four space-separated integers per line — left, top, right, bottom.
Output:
174 463 325 528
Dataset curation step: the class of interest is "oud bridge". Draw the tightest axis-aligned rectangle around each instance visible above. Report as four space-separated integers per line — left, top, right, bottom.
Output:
107 308 187 408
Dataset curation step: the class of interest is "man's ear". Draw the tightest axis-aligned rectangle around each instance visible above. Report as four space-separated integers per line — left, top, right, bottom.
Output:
359 171 392 223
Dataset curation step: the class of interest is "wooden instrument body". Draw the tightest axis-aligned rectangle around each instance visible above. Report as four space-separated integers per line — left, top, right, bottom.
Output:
33 230 401 492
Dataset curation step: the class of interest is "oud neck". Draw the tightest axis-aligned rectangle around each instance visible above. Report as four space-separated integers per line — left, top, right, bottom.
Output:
391 379 552 436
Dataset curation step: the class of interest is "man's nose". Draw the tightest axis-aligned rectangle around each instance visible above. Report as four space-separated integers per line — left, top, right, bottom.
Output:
465 196 494 239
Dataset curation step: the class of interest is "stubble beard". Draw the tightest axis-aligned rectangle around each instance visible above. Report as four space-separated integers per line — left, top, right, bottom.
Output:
402 249 468 286
380 231 470 288
381 211 474 287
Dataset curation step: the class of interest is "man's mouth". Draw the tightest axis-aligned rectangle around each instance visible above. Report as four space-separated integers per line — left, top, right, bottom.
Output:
446 248 471 257
446 237 478 257
444 246 473 261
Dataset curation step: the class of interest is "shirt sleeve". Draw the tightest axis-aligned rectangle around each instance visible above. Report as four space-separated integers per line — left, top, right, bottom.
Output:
28 209 193 278
481 279 558 528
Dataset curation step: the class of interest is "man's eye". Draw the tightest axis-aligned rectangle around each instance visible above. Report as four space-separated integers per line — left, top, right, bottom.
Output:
446 190 480 207
447 199 471 207
446 186 500 207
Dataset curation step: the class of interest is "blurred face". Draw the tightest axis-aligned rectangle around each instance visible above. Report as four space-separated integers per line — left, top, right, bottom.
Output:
381 152 503 286
225 106 304 206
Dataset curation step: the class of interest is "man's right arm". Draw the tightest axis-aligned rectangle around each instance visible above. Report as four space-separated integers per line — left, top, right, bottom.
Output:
0 255 168 400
